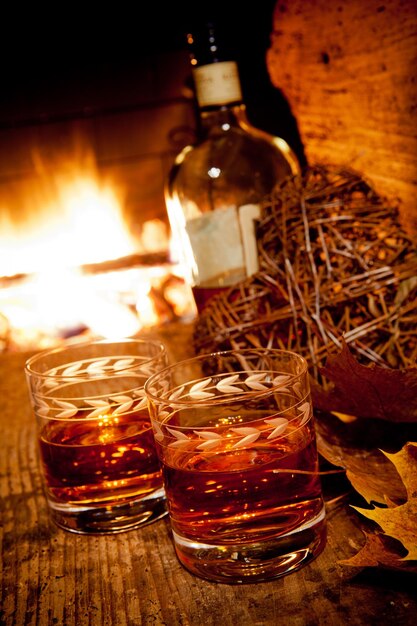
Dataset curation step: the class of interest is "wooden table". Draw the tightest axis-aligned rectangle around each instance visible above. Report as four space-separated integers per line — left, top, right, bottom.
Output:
1 323 416 625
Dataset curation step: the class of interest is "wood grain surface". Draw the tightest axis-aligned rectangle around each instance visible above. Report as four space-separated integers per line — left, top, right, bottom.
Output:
1 323 416 625
268 0 417 235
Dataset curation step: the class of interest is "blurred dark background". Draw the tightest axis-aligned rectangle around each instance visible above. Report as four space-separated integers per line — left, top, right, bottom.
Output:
0 0 303 159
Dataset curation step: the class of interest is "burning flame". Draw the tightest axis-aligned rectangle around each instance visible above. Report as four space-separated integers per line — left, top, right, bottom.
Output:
0 150 194 351
0 171 135 277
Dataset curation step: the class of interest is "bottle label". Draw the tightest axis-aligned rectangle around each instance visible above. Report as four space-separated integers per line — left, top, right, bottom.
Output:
193 61 243 107
185 204 260 286
239 204 261 276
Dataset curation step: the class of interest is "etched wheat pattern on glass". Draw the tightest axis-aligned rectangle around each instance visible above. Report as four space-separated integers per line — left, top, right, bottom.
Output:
150 371 312 449
32 356 156 419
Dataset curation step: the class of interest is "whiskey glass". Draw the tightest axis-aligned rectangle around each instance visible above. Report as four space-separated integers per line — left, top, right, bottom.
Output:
25 338 168 534
145 348 326 583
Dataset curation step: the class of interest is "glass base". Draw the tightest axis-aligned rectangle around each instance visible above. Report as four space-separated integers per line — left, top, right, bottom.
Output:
48 488 167 534
172 507 327 584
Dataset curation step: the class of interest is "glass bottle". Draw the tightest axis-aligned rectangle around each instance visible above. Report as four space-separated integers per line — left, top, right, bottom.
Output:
165 21 300 313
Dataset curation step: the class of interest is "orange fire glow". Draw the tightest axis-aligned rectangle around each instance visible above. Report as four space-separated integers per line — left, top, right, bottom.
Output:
0 175 137 277
0 153 195 351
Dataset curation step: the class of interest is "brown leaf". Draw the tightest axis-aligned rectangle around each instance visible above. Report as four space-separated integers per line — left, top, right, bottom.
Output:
340 531 417 573
315 410 408 505
312 340 417 422
352 443 417 560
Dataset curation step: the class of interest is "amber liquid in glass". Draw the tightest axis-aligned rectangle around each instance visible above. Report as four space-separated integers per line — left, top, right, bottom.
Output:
159 416 323 545
39 409 162 505
192 285 229 313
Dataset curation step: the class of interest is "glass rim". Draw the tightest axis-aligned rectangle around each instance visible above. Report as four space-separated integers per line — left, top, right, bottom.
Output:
144 348 308 407
25 336 166 380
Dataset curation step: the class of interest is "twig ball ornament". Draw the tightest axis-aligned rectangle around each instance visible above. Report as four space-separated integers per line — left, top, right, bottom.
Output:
193 166 417 385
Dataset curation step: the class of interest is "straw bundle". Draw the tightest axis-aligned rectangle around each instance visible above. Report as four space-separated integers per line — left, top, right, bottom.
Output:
194 166 417 386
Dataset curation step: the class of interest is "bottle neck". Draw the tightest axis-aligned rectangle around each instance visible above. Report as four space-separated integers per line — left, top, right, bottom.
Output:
198 103 249 132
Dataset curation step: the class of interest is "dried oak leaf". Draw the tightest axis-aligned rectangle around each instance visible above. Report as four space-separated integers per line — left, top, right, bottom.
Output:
340 531 417 573
315 411 408 505
347 443 417 565
312 341 417 422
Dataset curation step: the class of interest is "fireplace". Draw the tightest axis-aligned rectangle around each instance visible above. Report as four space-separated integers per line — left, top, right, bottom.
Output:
0 24 198 351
